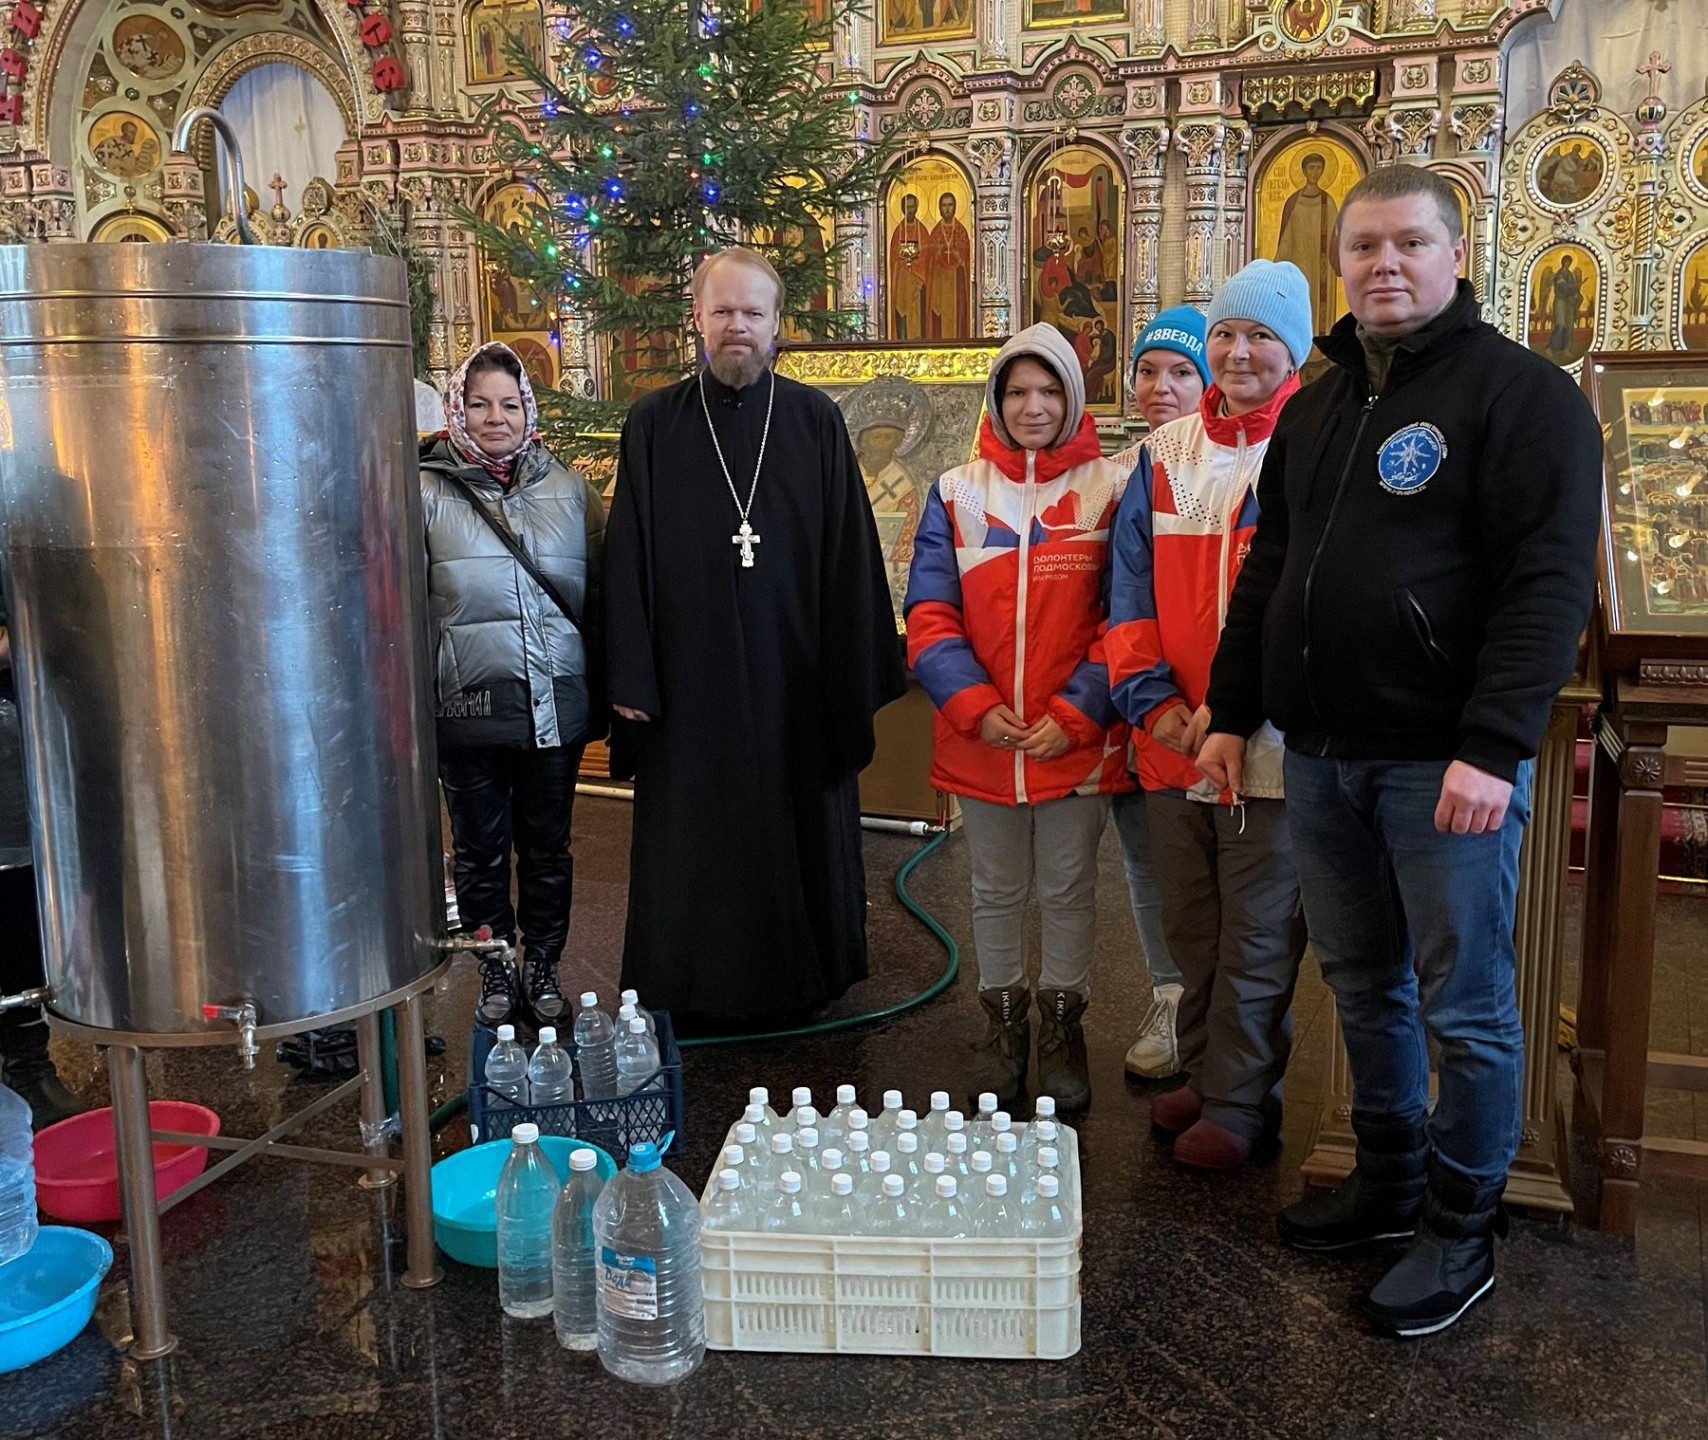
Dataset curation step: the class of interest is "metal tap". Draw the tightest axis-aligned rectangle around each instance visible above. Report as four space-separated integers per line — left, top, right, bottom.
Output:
201 1001 260 1069
0 985 51 1013
438 925 515 962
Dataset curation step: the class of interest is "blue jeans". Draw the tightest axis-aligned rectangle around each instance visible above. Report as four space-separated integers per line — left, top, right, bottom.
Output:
1111 790 1183 989
1282 753 1533 1203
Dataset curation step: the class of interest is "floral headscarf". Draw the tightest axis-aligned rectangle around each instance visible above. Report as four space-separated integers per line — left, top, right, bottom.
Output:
444 341 540 485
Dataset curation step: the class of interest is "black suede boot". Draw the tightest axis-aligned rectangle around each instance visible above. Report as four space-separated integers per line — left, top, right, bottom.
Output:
1035 989 1090 1112
1360 1156 1507 1338
968 986 1030 1112
1278 1112 1427 1255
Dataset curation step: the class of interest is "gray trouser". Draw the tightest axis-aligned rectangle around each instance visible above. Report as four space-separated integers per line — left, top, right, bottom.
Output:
958 793 1111 997
1145 792 1307 1140
1111 789 1183 989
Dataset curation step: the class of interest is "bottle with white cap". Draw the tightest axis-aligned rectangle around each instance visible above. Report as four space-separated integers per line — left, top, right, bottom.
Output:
972 1092 999 1144
919 1173 970 1238
703 1168 752 1233
526 1027 574 1108
483 1023 530 1106
719 1143 748 1180
573 992 618 1101
821 1084 859 1148
968 1150 994 1187
913 1150 947 1209
741 1103 773 1144
993 1130 1023 1190
1031 1095 1077 1164
552 1147 606 1347
790 1086 815 1130
822 1172 865 1235
794 1127 824 1177
870 1173 911 1236
942 1111 967 1149
731 1122 763 1178
944 1131 971 1180
892 1131 922 1187
920 1091 952 1151
1018 1173 1068 1237
845 1131 872 1178
976 1173 1016 1238
865 1149 892 1199
618 988 655 1036
1021 1116 1075 1179
496 1122 557 1317
755 1131 795 1192
870 1090 905 1149
615 1015 661 1096
748 1087 782 1130
1033 1145 1071 1210
819 1147 846 1181
764 1171 810 1234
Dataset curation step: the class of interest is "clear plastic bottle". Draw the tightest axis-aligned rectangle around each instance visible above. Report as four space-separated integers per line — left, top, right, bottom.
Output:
763 1171 809 1234
819 1147 845 1180
1018 1173 1069 1237
741 1103 773 1142
944 1131 971 1179
593 1139 706 1385
793 1103 820 1133
1035 1146 1070 1209
1031 1096 1077 1166
749 1087 781 1130
573 992 618 1101
496 1123 557 1318
551 1146 605 1348
943 1112 967 1152
864 1149 892 1199
619 988 656 1036
994 1130 1023 1190
1019 1116 1057 1175
790 1086 814 1120
869 1090 905 1150
615 1016 661 1096
0 1084 38 1264
896 1108 919 1140
919 1174 969 1238
794 1127 823 1177
720 1143 747 1177
870 1173 910 1236
976 1173 1016 1238
892 1131 922 1189
617 1002 638 1032
990 1111 1015 1145
732 1123 764 1180
758 1130 795 1192
526 1027 574 1108
845 1131 872 1177
823 1172 864 1235
968 1150 994 1188
972 1092 999 1144
920 1091 952 1152
821 1084 859 1148
913 1151 947 1209
703 1168 752 1233
483 1024 530 1106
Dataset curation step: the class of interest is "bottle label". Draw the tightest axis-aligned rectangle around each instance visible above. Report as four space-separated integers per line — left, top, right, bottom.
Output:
598 1246 659 1320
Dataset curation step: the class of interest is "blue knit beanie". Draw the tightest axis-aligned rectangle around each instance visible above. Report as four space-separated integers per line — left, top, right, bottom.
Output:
1206 260 1314 369
1128 306 1210 385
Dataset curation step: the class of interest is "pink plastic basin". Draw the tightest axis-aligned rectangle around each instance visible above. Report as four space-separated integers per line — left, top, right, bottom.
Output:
32 1102 222 1224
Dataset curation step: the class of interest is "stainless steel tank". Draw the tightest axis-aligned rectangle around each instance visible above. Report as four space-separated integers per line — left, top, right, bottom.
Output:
0 243 442 1035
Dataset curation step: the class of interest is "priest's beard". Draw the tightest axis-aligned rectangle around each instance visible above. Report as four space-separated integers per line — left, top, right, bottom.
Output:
706 344 772 391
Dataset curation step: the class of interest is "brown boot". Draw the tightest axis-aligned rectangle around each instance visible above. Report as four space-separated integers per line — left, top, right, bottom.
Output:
969 986 1030 1112
1035 989 1091 1112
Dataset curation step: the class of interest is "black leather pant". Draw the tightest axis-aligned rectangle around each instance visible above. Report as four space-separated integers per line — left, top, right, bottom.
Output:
439 743 584 964
0 864 50 1077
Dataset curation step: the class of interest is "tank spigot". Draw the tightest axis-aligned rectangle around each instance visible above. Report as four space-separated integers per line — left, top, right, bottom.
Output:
0 985 51 1014
438 926 515 962
201 1002 260 1069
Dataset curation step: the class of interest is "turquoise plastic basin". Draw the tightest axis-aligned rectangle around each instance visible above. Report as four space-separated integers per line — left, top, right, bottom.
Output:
0 1226 113 1374
430 1135 615 1269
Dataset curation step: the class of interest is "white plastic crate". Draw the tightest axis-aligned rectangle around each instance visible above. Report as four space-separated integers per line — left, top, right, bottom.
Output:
699 1126 1082 1360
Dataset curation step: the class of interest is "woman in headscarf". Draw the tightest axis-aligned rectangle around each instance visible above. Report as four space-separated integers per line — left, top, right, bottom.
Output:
421 342 606 1029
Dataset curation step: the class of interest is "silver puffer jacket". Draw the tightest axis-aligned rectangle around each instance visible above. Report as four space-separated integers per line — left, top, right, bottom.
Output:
420 438 606 748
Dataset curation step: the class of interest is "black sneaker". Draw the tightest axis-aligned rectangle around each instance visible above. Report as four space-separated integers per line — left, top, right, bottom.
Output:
476 955 519 1028
1278 1170 1422 1255
1359 1228 1497 1337
524 954 566 1023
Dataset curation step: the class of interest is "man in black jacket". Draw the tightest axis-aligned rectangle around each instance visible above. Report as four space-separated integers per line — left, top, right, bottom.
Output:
1199 165 1602 1336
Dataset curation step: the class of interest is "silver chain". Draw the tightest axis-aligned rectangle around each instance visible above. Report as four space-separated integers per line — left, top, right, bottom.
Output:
698 366 776 528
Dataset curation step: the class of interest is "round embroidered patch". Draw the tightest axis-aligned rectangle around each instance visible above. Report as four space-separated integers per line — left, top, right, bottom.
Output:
1377 422 1447 496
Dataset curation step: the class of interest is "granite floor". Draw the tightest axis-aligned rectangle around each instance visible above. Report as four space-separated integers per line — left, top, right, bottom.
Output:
5 795 1707 1440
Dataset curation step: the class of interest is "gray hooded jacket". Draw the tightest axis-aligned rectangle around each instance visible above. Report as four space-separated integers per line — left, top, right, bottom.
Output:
420 438 607 749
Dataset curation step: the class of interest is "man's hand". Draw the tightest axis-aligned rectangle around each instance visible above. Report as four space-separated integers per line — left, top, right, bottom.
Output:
613 705 652 723
1018 715 1071 762
1196 733 1246 793
1151 703 1196 755
1182 704 1213 757
1434 760 1513 835
980 704 1032 749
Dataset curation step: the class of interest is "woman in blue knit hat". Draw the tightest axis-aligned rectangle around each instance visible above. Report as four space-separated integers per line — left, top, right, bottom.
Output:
1110 305 1210 1080
1105 259 1313 1171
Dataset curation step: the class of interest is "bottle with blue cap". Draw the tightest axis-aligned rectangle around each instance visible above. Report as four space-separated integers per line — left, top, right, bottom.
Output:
592 1134 705 1384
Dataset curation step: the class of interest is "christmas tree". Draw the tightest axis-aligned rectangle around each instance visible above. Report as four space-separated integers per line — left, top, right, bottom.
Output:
472 0 894 444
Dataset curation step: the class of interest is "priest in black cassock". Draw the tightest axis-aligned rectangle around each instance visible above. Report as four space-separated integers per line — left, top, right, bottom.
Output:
605 248 907 1026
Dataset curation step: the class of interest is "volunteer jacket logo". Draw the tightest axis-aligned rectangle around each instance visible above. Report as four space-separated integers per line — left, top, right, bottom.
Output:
1377 422 1446 495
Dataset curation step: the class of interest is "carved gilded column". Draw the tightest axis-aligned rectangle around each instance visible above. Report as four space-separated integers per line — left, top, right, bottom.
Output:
1120 120 1169 327
975 0 1010 70
834 203 876 338
1175 119 1224 306
1185 0 1219 50
1219 119 1251 288
1133 0 1165 56
965 133 1014 338
397 2 434 114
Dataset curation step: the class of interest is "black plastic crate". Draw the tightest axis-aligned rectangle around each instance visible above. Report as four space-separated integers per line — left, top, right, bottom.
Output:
466 1010 684 1162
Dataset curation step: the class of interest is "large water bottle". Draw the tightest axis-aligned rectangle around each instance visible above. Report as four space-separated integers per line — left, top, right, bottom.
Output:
483 1024 530 1106
527 1028 575 1107
496 1123 558 1318
615 1016 661 1096
552 1147 605 1349
593 1139 705 1385
619 989 656 1037
573 992 618 1101
0 1084 38 1265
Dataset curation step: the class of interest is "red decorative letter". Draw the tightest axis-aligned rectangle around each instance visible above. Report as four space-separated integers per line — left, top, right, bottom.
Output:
370 57 407 93
358 13 392 46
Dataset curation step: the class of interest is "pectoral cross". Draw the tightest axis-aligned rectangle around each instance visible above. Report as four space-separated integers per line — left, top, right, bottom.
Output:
732 519 761 567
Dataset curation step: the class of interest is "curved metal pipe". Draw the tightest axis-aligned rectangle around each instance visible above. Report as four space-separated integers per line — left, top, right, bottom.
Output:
170 106 258 246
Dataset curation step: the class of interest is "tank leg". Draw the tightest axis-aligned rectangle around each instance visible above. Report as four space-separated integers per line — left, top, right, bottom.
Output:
355 1011 397 1191
108 1044 179 1359
396 991 441 1289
